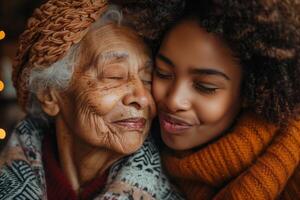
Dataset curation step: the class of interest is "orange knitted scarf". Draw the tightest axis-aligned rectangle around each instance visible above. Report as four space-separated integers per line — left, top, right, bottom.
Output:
162 113 300 200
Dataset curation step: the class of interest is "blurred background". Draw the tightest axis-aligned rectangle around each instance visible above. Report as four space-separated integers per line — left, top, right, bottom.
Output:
0 0 44 148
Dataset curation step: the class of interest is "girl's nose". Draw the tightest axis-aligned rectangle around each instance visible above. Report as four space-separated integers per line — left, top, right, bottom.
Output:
164 81 191 113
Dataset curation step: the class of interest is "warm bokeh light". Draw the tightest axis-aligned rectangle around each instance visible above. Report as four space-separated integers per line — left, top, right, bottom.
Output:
0 80 4 92
0 30 5 40
0 129 6 140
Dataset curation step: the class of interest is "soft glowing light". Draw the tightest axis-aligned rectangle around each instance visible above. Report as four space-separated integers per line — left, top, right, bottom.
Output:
0 80 4 92
0 30 5 40
0 129 6 140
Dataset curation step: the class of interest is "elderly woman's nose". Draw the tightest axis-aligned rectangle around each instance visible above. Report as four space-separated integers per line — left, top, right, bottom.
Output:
123 78 149 109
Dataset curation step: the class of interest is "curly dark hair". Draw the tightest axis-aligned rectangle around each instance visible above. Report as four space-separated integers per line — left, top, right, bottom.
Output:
181 0 300 124
109 0 185 49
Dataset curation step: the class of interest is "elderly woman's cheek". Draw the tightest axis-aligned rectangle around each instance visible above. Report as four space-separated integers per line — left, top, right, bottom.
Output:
98 93 123 114
87 89 124 115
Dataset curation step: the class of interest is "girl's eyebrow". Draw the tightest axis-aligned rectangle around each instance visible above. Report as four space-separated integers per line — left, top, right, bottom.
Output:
156 53 175 67
189 68 230 80
157 53 230 80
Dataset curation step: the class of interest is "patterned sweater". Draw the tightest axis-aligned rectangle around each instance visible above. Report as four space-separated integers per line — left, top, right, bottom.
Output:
0 116 183 200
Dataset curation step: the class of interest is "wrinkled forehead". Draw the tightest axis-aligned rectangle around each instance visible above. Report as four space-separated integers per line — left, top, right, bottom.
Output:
78 23 151 71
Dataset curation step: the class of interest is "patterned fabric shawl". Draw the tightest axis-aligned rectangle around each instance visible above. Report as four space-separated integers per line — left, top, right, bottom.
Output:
0 116 183 200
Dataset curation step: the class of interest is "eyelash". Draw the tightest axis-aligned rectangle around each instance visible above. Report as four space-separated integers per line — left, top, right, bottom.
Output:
154 68 173 79
105 76 124 80
104 76 152 89
193 82 218 94
155 67 218 94
142 80 152 85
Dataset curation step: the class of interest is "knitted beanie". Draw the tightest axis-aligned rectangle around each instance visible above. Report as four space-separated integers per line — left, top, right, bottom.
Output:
12 0 108 111
12 0 185 111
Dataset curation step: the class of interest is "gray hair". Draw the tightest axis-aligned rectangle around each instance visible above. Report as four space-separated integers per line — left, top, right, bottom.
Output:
27 5 124 119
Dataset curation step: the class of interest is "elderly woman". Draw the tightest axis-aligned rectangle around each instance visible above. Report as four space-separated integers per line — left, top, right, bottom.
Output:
0 0 184 199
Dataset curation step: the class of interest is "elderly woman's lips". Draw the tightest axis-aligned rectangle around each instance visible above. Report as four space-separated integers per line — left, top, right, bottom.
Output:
113 118 146 130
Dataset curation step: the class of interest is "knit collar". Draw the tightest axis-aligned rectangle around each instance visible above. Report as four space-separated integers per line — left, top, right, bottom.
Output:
42 131 108 200
162 112 300 199
162 113 278 186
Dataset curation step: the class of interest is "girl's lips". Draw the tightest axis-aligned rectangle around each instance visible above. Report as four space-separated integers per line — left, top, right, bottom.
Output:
113 118 146 131
159 114 193 134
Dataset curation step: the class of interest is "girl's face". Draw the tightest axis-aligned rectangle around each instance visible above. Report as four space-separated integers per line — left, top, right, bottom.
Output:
153 20 242 150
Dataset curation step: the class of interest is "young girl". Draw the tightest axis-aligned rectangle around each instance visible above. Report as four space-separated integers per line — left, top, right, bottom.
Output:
152 0 300 199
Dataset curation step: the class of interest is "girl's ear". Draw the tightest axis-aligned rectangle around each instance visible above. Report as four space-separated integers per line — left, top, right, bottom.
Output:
36 88 60 116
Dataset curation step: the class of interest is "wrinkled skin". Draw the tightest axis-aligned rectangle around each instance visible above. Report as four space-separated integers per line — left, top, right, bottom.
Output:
153 20 242 150
40 24 156 191
59 24 156 154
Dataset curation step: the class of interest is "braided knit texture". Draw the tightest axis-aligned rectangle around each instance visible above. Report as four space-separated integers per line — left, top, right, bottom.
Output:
162 113 300 200
12 0 108 110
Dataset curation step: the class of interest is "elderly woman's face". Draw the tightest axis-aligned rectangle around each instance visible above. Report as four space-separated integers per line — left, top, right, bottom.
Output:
58 24 156 154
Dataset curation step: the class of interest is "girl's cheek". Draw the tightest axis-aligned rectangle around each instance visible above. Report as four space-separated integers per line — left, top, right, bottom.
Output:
195 94 235 123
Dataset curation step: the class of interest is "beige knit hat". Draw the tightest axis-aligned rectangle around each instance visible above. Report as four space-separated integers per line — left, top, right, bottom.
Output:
12 0 185 111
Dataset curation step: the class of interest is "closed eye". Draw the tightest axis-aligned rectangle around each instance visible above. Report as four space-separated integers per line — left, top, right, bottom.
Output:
154 67 173 79
104 76 124 80
193 82 218 94
142 80 152 85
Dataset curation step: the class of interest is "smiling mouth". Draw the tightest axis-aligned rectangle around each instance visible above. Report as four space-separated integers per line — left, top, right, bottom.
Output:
159 113 193 134
113 118 146 131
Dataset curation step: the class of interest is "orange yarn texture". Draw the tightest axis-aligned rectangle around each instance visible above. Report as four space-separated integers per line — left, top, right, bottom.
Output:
162 113 300 200
12 0 108 110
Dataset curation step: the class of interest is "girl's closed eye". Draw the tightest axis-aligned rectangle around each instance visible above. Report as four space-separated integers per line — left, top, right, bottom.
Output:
193 81 219 94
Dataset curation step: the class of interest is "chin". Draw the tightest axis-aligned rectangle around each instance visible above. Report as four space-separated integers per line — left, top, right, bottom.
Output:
116 143 142 155
161 132 189 151
114 134 146 155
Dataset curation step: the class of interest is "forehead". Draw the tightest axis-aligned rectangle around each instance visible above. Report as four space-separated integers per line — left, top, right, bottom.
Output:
160 20 239 69
158 20 241 82
79 24 150 69
87 24 147 54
